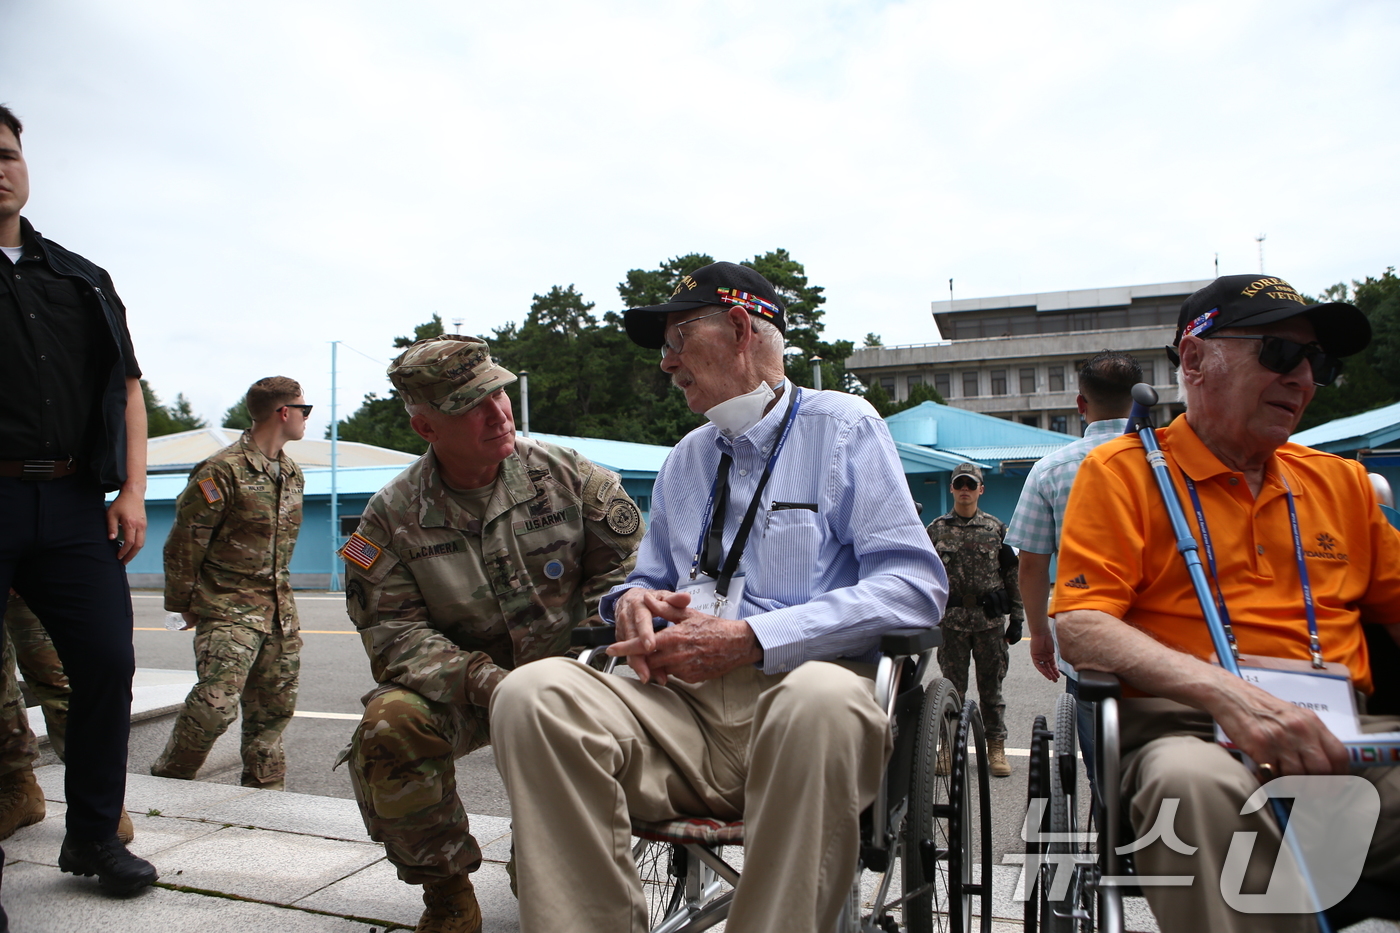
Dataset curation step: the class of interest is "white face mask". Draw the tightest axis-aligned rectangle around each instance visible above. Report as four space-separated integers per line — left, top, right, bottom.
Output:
706 380 779 439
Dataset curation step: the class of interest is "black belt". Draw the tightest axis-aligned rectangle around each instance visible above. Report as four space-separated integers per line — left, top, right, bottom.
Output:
0 458 80 481
947 591 984 609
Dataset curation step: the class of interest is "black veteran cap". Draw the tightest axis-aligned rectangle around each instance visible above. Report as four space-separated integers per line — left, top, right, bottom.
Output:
388 335 517 415
623 261 787 350
1170 274 1371 360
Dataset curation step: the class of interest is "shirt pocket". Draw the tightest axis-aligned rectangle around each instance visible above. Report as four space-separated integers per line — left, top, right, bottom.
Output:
750 508 822 603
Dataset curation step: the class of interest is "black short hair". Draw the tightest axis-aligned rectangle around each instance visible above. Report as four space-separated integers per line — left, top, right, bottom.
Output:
0 104 22 145
1078 351 1142 409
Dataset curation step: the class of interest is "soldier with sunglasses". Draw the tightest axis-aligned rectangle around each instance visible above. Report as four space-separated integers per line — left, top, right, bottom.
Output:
1053 275 1400 931
153 376 308 790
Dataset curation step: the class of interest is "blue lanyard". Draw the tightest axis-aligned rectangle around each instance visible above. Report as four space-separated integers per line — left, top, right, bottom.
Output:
1183 473 1324 668
688 386 803 592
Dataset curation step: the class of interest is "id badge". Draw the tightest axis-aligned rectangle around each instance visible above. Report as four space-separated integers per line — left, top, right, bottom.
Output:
1214 656 1359 746
678 575 747 620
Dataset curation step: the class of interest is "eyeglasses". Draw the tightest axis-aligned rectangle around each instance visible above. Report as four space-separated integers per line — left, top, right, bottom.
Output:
952 477 980 491
1207 335 1343 387
279 404 314 417
660 309 728 359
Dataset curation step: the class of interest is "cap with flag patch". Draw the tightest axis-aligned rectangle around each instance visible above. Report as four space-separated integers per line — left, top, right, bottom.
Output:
623 261 786 349
1168 274 1370 361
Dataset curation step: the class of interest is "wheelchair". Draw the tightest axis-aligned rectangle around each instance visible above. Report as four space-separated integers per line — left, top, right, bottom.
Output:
571 624 995 932
1023 670 1400 933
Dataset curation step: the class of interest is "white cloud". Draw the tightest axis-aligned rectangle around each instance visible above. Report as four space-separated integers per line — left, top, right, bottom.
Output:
3 0 1396 431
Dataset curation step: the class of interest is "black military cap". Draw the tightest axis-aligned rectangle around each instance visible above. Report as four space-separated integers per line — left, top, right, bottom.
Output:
1170 274 1370 360
623 261 786 350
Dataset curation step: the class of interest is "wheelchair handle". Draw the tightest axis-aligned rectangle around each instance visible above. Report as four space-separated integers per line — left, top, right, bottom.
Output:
570 620 667 647
878 627 941 655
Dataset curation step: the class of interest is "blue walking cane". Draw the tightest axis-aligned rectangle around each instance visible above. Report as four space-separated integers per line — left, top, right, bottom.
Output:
1124 383 1333 932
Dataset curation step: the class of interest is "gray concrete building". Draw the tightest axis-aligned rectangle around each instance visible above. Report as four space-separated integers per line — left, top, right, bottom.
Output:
847 279 1209 436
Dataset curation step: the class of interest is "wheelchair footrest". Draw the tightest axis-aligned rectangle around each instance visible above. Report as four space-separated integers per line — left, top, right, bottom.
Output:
632 816 745 846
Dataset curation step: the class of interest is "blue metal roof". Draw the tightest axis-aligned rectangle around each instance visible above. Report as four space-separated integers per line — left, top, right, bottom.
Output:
894 443 986 474
942 444 1070 463
526 432 671 476
885 401 1075 452
1290 400 1400 453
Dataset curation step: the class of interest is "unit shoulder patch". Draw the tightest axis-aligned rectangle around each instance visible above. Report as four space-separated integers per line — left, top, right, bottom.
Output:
606 499 641 536
197 477 223 504
341 532 383 571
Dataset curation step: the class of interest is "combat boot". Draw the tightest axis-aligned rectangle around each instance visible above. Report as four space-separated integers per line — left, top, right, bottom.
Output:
987 738 1012 778
417 874 482 933
0 769 45 840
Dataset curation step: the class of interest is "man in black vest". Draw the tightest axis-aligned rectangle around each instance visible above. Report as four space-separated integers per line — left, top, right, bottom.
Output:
0 103 158 896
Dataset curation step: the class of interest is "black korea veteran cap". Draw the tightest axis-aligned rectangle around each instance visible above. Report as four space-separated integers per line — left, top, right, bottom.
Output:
623 261 787 350
1168 274 1371 362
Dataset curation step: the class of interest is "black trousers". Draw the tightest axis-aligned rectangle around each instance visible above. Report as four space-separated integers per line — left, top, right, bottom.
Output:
0 475 134 839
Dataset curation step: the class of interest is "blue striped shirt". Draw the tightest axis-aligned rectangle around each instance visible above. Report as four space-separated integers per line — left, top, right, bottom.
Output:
601 388 947 673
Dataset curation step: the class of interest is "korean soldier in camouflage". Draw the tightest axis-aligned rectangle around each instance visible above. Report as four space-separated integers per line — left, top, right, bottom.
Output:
152 376 308 789
340 335 642 933
925 462 1024 777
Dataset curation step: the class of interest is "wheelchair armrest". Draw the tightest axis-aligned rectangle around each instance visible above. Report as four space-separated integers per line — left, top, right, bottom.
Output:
1077 669 1123 703
569 619 669 648
878 627 941 656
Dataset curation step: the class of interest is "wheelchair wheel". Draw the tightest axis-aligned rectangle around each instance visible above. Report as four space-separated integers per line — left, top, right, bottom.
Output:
1024 714 1051 933
1040 692 1089 933
903 677 958 932
947 698 994 932
632 837 684 927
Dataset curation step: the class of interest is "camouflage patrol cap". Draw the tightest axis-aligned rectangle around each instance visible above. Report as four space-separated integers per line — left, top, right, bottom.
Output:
951 462 984 484
388 335 517 415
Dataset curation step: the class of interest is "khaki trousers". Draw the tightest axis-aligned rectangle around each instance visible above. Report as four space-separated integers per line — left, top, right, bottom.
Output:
1119 700 1400 933
490 657 891 933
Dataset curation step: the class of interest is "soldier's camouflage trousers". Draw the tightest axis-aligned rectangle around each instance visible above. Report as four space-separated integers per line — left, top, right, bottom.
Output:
936 624 1009 741
152 617 301 787
0 594 72 773
343 685 491 885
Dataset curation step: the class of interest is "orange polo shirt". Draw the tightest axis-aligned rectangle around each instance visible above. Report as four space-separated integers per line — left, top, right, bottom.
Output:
1052 416 1400 695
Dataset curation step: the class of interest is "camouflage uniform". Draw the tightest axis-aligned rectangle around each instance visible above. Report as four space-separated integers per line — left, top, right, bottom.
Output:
0 594 71 772
153 430 304 788
926 508 1023 741
340 335 643 887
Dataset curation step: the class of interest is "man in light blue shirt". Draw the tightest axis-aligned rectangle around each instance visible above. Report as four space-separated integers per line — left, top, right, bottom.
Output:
1005 350 1141 781
492 261 947 933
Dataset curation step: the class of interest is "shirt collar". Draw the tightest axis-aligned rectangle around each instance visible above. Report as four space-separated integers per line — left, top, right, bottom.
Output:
238 430 273 474
1083 418 1129 441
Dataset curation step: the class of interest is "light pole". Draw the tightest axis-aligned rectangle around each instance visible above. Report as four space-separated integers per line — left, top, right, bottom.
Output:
329 340 341 592
518 370 530 437
809 355 823 392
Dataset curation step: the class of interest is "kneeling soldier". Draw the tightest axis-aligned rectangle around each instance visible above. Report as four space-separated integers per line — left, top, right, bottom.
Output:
340 336 642 933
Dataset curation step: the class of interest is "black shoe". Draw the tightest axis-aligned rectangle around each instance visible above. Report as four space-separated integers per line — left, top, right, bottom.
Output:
58 834 158 895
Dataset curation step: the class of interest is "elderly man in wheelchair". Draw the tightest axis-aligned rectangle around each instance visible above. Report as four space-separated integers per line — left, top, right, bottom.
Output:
1032 275 1400 933
491 262 978 932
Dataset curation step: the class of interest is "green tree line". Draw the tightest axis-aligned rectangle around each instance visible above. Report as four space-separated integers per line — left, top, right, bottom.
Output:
1296 268 1400 431
333 250 857 450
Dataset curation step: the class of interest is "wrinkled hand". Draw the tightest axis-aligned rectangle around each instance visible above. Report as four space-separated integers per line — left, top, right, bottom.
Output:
1030 629 1059 682
1211 678 1350 778
107 491 147 564
607 588 762 686
608 588 689 683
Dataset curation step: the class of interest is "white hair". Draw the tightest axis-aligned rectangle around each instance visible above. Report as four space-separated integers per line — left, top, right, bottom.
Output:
750 315 785 358
404 400 432 418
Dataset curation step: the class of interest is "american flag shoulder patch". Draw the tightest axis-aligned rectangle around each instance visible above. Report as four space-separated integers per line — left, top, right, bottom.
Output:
341 532 383 571
198 477 222 504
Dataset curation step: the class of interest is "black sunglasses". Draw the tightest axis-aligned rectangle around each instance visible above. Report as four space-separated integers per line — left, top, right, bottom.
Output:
279 404 314 417
952 477 980 490
1207 335 1343 387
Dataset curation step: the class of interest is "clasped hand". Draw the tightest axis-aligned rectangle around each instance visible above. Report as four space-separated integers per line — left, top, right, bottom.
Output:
607 587 762 686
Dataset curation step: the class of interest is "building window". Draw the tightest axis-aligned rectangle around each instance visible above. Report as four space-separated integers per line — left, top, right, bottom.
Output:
991 370 1007 395
963 371 979 397
880 377 895 395
1142 359 1155 385
1019 368 1036 394
1019 414 1040 428
1168 364 1178 385
1048 366 1065 392
1050 414 1068 434
907 374 923 395
934 372 951 398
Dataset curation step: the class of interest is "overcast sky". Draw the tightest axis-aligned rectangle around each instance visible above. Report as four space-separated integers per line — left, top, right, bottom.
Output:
4 0 1397 438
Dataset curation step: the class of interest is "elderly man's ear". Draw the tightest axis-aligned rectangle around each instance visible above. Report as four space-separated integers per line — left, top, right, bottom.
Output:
1178 336 1208 386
